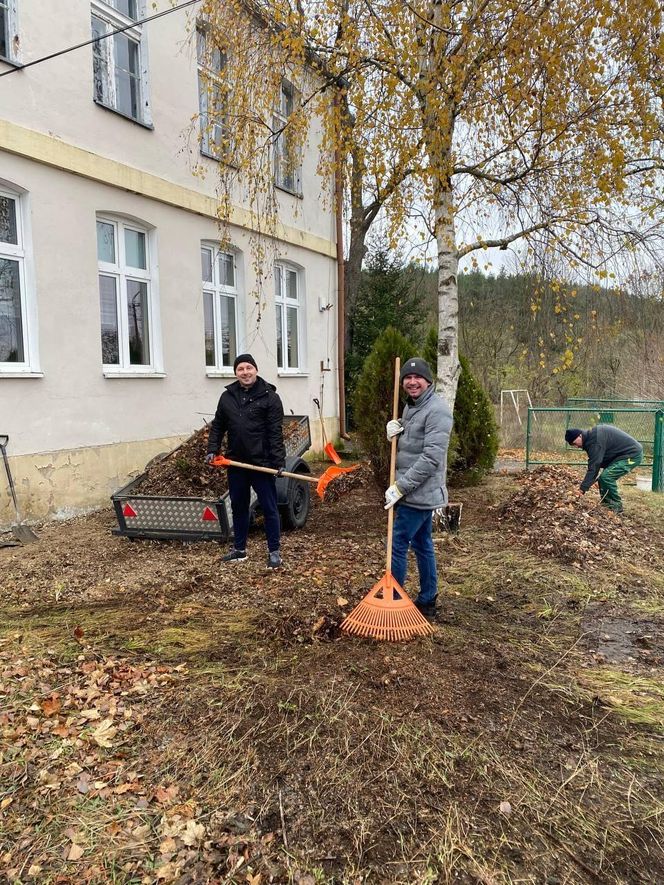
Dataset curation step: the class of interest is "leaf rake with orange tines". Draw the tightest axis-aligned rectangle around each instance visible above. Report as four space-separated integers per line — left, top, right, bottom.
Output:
211 455 358 500
341 357 434 641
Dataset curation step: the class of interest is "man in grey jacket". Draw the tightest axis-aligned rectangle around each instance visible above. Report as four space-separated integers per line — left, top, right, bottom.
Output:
565 424 643 513
384 357 453 620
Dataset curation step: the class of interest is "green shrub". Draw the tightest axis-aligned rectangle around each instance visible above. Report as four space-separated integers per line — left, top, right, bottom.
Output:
352 326 415 486
424 326 499 483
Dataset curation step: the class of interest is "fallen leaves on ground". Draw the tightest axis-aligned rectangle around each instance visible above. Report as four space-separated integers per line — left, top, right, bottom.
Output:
497 465 659 566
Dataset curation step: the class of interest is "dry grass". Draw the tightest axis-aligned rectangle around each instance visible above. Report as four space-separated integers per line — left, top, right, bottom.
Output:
1 473 663 883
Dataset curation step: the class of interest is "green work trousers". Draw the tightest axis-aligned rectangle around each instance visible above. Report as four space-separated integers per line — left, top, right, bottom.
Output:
598 453 643 512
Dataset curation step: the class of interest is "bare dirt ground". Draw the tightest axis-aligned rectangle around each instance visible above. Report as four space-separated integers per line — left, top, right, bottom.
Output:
1 466 663 884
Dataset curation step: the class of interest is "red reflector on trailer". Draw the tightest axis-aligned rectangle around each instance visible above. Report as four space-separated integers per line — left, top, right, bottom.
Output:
123 503 137 518
202 506 218 522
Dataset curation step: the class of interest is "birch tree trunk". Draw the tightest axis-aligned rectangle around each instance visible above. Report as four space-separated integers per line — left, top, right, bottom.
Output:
435 188 461 406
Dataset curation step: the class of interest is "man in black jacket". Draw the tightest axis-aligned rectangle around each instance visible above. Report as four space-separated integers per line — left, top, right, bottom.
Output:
565 424 643 513
206 354 286 567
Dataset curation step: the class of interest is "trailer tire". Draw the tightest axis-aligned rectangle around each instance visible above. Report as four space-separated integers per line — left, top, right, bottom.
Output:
281 475 310 529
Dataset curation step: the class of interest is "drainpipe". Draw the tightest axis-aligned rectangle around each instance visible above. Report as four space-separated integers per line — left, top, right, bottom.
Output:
335 102 350 440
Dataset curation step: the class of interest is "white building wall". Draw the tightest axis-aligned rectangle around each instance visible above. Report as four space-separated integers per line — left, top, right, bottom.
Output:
0 1 340 523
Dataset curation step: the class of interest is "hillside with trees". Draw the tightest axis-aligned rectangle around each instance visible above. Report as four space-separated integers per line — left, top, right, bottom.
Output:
346 251 664 407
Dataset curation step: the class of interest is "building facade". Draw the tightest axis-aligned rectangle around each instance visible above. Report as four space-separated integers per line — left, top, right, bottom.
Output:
0 0 339 524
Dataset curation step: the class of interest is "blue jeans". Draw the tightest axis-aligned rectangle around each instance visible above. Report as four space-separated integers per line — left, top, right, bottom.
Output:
391 504 437 606
227 467 281 553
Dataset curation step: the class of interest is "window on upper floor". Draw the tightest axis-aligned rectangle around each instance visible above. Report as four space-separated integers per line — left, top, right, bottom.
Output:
197 26 228 160
91 0 151 125
0 187 39 374
274 262 304 371
273 80 302 195
97 216 161 373
202 244 241 372
0 0 18 63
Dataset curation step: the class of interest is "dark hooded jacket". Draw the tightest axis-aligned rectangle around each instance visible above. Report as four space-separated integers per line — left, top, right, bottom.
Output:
207 377 286 469
580 424 642 492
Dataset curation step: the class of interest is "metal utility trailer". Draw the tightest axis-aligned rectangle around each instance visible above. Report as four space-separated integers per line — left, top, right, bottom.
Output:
111 415 312 542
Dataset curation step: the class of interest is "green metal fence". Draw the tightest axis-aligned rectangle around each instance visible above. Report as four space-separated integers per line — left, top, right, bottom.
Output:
566 397 664 409
526 407 664 492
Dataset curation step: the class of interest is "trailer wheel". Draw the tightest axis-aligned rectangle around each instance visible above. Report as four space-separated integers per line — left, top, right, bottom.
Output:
281 475 310 529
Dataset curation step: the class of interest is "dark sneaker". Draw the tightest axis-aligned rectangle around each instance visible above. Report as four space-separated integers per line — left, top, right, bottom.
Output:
267 550 283 569
222 549 247 563
414 600 437 622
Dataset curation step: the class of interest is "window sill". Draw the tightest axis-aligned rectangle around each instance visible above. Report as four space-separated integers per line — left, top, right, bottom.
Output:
0 370 44 378
277 370 308 378
103 370 165 379
275 183 303 199
94 99 154 130
206 370 235 378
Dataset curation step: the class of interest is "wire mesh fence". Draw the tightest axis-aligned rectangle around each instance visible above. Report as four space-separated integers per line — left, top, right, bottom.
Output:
526 408 664 492
566 397 664 410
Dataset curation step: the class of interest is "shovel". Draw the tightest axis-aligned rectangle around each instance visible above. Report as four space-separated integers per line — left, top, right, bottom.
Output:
211 455 358 500
0 435 39 544
313 397 342 464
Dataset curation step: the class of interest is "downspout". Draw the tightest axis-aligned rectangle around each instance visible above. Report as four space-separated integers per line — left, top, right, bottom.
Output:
335 101 350 440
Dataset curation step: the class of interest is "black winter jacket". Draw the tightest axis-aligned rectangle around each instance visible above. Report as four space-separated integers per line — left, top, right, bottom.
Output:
580 424 642 492
207 377 286 469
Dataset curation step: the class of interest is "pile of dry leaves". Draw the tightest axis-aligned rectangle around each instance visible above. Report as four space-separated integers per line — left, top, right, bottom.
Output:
136 419 306 498
497 465 633 566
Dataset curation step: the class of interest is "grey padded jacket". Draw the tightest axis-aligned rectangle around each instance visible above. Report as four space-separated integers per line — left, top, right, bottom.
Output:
395 385 453 510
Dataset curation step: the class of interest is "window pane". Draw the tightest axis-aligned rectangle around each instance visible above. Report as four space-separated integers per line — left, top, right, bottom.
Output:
286 269 298 300
99 275 119 365
286 306 299 368
111 0 137 19
0 195 18 245
97 221 116 263
276 303 283 368
126 280 150 365
201 248 213 283
114 33 140 119
124 228 146 269
220 294 237 367
91 16 108 104
203 289 215 367
280 82 293 117
0 6 8 59
218 252 234 287
0 259 24 362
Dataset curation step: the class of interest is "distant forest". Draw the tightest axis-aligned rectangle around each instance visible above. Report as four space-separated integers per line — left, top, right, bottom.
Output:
346 250 664 406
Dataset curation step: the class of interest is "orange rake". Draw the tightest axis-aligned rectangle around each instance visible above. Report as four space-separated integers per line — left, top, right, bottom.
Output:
211 455 359 500
341 357 434 641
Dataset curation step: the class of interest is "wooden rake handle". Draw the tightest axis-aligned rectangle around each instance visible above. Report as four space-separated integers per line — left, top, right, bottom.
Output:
385 357 401 575
211 455 320 485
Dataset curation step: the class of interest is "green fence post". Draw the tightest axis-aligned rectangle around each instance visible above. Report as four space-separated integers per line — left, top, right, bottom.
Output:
526 407 532 470
653 410 664 493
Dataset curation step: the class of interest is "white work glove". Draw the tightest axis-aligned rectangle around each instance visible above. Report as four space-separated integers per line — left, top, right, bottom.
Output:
386 419 404 440
384 483 403 509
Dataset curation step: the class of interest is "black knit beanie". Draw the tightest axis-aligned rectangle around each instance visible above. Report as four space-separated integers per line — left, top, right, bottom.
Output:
233 353 258 372
565 428 583 445
400 357 433 385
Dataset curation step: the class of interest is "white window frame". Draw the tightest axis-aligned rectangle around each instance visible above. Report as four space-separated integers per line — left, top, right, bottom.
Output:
0 0 19 64
97 215 163 377
91 0 152 126
273 80 302 195
202 243 243 375
274 261 306 374
196 25 228 160
0 185 40 376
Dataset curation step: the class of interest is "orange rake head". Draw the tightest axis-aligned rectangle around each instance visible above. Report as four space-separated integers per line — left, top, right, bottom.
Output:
340 572 434 641
316 463 359 499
